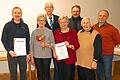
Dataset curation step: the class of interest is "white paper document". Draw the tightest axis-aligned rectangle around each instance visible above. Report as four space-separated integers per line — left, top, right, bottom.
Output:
55 42 69 60
14 38 26 56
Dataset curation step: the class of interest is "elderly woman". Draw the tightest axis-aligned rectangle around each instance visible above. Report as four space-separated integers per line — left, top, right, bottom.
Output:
76 17 102 80
54 16 80 80
30 14 55 80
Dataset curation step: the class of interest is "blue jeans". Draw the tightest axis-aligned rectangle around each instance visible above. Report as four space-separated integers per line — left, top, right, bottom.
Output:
53 58 59 80
97 54 113 80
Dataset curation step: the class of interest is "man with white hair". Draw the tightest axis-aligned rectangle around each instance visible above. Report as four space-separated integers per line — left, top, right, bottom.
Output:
44 2 60 80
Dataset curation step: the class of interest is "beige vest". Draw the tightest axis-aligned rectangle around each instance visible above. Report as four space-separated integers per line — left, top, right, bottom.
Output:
76 30 98 69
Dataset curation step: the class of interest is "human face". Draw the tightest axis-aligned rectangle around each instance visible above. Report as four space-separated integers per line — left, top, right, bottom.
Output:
37 17 46 28
12 8 22 22
44 3 54 15
98 11 108 23
71 7 80 18
59 19 68 29
81 18 91 31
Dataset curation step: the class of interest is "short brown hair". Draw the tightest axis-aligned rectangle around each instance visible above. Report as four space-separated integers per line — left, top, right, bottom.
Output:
12 6 22 14
71 5 81 12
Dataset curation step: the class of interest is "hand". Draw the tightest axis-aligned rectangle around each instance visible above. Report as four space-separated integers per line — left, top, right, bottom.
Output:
91 61 97 69
65 41 69 46
40 42 45 48
44 43 52 48
9 50 17 57
68 45 74 50
30 54 35 66
26 54 31 64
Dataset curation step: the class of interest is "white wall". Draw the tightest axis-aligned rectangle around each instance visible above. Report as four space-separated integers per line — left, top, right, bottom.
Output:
0 0 77 72
0 0 77 51
1 0 120 51
0 0 120 73
78 0 120 29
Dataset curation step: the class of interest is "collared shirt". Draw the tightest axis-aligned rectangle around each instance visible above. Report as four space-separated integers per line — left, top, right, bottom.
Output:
46 15 54 26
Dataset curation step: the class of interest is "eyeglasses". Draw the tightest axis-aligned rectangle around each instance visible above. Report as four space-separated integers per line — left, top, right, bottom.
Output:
37 20 45 22
72 11 80 12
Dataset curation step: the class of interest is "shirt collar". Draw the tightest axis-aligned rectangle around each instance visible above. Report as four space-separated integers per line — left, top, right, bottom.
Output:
97 22 107 27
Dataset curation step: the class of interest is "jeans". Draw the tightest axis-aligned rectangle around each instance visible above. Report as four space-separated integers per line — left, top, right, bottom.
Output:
97 54 113 80
34 58 51 80
53 58 59 80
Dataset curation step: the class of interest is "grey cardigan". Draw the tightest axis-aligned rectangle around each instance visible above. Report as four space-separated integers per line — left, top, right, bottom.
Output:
30 27 55 58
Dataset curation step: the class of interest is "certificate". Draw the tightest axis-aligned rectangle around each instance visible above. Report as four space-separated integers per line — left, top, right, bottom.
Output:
14 38 26 56
55 42 69 60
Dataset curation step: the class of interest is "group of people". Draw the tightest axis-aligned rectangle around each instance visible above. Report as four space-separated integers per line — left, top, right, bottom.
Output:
1 1 120 80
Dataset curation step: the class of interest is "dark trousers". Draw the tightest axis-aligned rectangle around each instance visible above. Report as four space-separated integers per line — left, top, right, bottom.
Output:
77 65 96 80
71 63 75 80
7 54 27 80
53 58 59 80
58 61 72 80
34 58 51 80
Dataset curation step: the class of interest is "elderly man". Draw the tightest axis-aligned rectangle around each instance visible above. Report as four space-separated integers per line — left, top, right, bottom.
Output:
44 2 60 80
93 9 120 80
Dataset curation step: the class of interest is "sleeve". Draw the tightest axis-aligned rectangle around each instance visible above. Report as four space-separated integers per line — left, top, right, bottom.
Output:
112 28 120 45
93 34 103 62
25 25 30 54
1 24 11 52
73 30 80 51
30 31 35 54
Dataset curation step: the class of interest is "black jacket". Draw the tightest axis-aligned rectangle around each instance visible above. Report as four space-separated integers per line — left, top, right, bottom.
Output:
68 16 83 32
1 18 30 54
45 14 59 32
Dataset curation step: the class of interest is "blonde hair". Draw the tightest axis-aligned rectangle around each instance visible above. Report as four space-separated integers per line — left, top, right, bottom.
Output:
58 16 69 23
37 14 47 21
37 14 46 28
81 17 90 25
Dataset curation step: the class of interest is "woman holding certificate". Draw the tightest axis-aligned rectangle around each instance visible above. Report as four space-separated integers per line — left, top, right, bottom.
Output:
30 14 55 80
54 16 80 80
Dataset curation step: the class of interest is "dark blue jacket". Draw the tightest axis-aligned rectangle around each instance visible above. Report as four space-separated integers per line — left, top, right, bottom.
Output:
1 18 30 54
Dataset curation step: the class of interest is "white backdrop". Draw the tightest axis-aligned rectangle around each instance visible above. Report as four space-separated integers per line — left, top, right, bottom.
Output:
0 0 77 51
0 0 77 72
0 0 120 51
0 0 120 73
